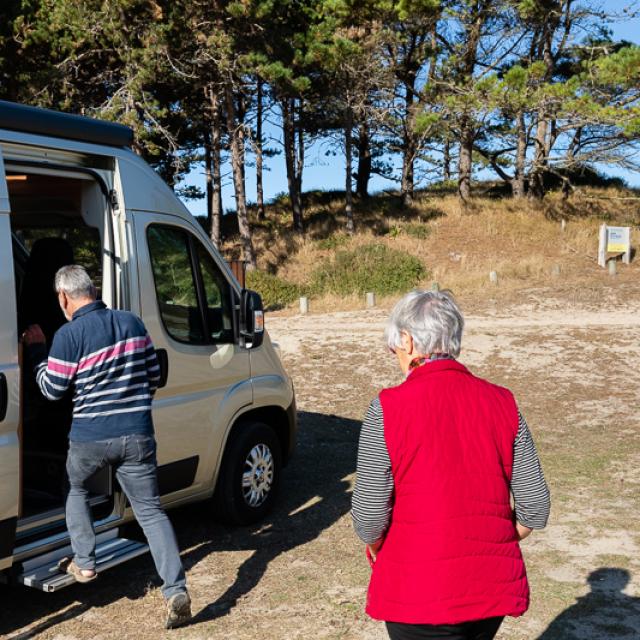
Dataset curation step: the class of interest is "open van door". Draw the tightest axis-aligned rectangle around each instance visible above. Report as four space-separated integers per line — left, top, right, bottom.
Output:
0 150 21 572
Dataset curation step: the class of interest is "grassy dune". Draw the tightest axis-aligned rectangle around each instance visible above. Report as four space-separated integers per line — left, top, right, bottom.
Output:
221 185 640 311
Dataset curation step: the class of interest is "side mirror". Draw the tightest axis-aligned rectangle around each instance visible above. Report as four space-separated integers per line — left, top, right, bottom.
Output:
240 289 264 349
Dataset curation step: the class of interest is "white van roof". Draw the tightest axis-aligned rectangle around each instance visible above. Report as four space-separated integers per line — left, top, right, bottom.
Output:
0 100 133 148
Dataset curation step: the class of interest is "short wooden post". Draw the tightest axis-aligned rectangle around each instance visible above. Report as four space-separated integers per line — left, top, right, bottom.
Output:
551 264 561 278
299 296 309 314
561 219 566 232
489 270 498 284
608 259 617 276
366 292 376 308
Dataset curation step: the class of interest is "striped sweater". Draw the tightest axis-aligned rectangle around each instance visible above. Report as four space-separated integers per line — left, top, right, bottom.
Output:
29 300 160 442
352 397 551 545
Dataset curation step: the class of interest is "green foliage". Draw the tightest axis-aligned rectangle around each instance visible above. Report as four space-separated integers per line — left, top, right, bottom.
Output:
310 243 427 296
402 222 431 239
315 234 350 250
245 270 302 310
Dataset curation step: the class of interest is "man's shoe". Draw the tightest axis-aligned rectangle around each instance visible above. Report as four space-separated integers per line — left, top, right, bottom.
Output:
165 591 192 629
57 557 97 584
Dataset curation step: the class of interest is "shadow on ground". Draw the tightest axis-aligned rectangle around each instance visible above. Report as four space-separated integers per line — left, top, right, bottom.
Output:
537 568 640 639
0 410 360 637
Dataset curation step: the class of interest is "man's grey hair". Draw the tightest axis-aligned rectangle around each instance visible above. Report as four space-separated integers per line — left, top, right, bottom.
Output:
385 289 464 358
54 265 96 300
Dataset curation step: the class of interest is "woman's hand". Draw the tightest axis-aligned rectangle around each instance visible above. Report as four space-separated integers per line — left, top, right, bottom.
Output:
367 539 384 563
516 522 533 541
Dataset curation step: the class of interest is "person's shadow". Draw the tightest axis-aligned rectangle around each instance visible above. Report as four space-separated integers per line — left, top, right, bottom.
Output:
537 568 640 639
0 409 361 636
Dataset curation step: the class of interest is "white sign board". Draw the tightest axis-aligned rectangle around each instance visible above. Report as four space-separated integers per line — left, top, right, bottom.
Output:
598 224 631 267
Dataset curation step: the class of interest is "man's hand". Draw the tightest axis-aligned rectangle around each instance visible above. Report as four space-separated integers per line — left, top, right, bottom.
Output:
23 324 46 346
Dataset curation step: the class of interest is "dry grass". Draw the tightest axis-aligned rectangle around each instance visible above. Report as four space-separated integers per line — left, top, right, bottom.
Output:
220 186 640 309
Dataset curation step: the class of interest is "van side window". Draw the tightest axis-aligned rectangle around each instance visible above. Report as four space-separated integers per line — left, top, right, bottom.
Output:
195 242 234 344
147 224 234 346
147 225 206 344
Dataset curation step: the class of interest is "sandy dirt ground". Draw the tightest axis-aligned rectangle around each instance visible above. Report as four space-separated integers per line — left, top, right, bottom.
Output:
2 286 640 639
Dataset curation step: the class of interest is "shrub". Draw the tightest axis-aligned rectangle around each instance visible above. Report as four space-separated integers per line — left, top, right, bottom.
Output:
245 270 301 310
310 243 427 296
403 222 431 239
316 233 350 250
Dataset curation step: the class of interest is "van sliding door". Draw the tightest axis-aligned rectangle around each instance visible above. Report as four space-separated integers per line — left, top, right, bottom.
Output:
0 150 21 571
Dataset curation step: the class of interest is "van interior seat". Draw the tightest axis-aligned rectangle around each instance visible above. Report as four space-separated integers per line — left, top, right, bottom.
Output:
18 237 74 342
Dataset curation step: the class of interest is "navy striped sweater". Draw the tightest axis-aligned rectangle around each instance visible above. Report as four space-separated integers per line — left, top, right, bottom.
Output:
29 301 160 442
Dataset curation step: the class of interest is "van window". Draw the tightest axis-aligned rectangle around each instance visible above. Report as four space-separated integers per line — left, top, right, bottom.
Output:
195 242 234 344
147 225 206 344
147 225 233 345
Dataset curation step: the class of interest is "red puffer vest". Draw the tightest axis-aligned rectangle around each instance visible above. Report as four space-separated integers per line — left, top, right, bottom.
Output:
366 359 529 624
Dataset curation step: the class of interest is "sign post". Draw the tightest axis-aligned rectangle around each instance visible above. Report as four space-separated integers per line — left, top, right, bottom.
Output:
598 225 631 268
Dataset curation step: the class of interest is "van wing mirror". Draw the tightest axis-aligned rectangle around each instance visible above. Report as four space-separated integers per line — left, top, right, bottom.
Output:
240 289 264 349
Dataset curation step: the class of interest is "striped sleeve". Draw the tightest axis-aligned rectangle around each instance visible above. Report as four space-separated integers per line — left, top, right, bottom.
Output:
511 411 551 529
351 398 394 544
144 332 161 396
35 328 79 401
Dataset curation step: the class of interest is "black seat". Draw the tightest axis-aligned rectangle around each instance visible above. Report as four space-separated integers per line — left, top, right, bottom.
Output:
18 237 74 342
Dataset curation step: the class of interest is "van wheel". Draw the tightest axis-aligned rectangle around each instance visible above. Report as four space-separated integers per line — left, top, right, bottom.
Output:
213 422 281 525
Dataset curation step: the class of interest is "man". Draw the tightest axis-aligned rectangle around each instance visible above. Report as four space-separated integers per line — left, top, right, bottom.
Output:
23 265 191 630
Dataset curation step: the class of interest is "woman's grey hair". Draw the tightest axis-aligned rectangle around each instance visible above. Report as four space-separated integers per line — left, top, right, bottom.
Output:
54 265 96 300
385 289 464 358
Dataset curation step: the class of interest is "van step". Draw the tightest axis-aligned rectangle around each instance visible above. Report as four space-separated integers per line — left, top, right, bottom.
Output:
18 529 149 592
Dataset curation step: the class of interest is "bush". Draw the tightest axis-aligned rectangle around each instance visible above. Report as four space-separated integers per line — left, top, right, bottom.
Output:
310 243 427 296
403 222 431 239
245 270 301 310
315 233 350 250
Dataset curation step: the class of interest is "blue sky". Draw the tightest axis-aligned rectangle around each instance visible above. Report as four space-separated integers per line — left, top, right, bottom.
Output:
178 4 640 217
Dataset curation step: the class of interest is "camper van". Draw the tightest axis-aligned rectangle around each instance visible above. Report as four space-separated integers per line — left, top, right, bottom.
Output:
0 100 296 592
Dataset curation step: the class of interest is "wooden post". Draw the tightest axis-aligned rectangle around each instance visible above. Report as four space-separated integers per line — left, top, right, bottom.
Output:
551 264 561 278
300 297 309 314
366 292 376 308
608 258 617 276
489 271 498 284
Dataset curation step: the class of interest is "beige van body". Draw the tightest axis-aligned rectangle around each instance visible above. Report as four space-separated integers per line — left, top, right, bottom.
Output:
0 101 296 590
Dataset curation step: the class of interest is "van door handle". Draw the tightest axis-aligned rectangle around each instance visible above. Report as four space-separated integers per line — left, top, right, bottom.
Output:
155 349 169 389
0 373 7 422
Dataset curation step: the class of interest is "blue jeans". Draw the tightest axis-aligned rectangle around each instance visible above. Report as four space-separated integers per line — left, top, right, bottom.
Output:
65 434 187 599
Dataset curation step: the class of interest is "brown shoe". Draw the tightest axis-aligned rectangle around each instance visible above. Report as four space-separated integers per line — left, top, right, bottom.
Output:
165 591 192 629
58 557 97 583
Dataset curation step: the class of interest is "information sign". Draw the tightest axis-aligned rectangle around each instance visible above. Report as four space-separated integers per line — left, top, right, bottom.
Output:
598 224 631 267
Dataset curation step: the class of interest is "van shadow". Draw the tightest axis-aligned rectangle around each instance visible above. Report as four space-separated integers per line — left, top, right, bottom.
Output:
0 410 360 636
536 568 640 639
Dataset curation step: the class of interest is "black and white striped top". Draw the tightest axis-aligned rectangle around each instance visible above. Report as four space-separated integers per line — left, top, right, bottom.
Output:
352 398 551 544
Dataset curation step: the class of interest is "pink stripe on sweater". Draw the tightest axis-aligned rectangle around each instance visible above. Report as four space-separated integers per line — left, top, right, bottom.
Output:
77 337 148 373
48 360 78 377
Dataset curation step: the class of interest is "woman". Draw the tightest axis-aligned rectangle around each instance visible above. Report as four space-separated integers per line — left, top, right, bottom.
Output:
352 290 550 640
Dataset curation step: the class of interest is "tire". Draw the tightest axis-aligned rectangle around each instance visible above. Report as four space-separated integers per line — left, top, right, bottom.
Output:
213 421 282 525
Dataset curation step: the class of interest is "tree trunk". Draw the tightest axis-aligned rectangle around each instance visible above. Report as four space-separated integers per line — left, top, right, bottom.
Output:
443 139 451 182
401 80 416 207
345 112 354 234
282 98 304 232
206 85 223 248
512 111 527 198
256 79 266 220
529 110 548 200
295 98 304 211
356 122 371 199
224 81 256 267
458 118 473 201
